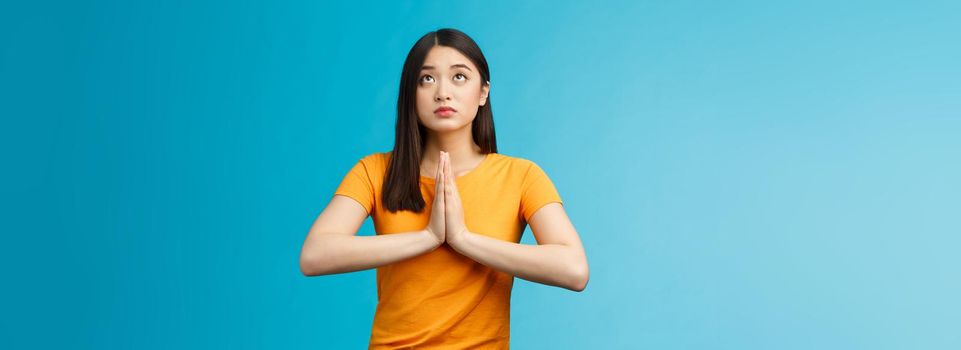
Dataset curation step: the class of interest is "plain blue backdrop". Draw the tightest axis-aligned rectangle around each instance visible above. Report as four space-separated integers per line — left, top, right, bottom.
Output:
2 1 959 349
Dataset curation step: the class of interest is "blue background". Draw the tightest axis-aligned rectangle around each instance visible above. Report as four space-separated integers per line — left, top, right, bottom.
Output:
2 1 959 349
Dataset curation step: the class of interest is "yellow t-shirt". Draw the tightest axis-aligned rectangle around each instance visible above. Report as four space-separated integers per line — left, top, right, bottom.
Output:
333 150 563 349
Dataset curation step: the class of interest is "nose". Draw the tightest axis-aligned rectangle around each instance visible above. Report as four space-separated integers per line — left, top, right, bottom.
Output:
434 80 451 102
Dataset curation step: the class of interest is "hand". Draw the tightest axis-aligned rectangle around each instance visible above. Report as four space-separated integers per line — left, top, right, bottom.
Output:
443 152 470 248
425 151 447 247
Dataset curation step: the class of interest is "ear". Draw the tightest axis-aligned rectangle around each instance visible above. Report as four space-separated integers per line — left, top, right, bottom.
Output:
479 80 490 106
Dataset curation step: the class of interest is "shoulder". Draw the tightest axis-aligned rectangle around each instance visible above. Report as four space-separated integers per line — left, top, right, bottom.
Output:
486 152 546 176
344 151 392 178
485 152 528 164
354 151 391 167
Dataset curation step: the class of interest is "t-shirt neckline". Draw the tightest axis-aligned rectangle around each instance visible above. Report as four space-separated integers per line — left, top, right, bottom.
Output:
420 152 493 183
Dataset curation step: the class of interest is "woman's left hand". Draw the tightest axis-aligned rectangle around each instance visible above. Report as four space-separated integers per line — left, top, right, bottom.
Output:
443 152 470 249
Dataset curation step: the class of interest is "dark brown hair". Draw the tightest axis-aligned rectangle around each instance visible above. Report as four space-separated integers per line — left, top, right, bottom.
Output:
383 28 497 213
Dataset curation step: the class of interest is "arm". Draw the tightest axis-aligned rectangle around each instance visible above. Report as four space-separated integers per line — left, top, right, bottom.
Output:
299 195 440 276
448 203 589 292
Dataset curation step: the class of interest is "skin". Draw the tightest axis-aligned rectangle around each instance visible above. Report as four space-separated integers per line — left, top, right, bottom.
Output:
300 46 589 292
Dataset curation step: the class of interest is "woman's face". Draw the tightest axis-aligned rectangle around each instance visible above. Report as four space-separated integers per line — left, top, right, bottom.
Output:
415 46 490 133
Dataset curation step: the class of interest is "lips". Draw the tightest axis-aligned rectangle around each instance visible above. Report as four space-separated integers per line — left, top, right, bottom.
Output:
434 106 456 117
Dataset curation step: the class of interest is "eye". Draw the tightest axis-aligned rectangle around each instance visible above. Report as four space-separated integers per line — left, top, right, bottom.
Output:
419 75 434 84
453 73 468 82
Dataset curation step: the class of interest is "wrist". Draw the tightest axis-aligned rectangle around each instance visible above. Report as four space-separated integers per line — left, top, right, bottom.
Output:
448 229 472 253
422 229 442 249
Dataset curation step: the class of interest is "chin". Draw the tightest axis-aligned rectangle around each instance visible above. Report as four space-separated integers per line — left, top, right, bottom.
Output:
422 119 470 132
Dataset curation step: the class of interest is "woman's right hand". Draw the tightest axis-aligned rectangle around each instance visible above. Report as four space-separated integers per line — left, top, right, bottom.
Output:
425 151 447 247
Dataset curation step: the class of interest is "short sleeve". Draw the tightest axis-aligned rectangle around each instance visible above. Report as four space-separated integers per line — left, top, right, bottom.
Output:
333 157 375 214
520 161 563 222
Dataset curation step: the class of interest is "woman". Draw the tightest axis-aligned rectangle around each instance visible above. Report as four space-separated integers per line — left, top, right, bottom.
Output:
300 28 589 349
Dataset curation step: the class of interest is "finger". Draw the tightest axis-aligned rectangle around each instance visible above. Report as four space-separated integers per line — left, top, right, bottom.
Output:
438 153 446 202
448 156 459 197
444 153 452 196
434 153 443 192
444 152 450 180
440 152 447 191
446 153 452 186
446 154 455 194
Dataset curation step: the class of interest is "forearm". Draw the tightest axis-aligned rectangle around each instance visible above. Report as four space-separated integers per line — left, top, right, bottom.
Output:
301 230 438 276
450 232 588 291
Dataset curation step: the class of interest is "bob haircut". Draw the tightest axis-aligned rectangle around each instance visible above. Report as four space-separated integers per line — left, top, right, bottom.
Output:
383 28 496 213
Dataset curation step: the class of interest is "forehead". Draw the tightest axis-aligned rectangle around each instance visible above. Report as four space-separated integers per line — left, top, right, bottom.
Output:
421 46 477 71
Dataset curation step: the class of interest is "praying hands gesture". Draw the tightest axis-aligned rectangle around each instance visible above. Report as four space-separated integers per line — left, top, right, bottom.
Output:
419 150 588 291
424 151 470 249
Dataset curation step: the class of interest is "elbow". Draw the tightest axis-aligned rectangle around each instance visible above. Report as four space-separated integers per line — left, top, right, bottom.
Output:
300 250 325 277
566 263 590 292
301 235 344 276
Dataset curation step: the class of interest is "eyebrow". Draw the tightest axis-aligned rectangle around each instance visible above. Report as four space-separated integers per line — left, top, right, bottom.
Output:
420 64 472 72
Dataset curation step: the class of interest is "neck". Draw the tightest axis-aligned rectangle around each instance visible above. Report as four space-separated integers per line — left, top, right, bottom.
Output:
421 124 484 174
